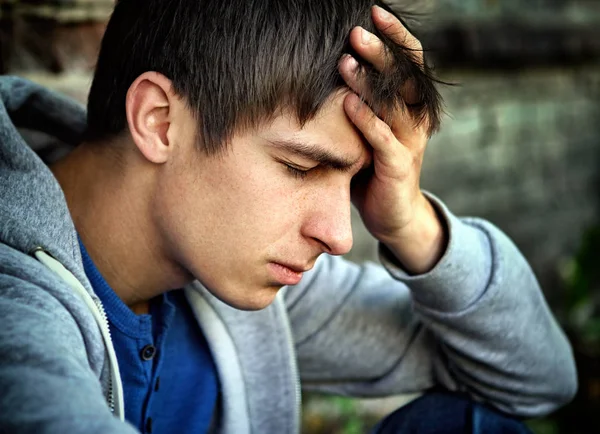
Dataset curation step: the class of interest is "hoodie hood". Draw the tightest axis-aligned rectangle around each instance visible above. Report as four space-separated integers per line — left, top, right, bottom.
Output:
0 75 91 291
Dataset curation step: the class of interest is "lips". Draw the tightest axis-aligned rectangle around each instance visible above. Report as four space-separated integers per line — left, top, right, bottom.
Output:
268 262 312 286
276 262 312 273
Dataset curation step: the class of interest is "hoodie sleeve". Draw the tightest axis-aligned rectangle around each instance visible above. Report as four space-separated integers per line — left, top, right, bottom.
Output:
0 269 139 433
284 194 577 418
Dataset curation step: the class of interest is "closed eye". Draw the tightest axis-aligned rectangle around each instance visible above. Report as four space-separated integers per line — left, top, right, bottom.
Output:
283 163 311 180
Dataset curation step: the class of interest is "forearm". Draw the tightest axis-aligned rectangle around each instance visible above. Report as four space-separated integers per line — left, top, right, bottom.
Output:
380 196 578 416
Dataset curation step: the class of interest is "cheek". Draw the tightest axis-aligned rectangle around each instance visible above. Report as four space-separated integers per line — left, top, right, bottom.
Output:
234 167 302 231
203 160 303 240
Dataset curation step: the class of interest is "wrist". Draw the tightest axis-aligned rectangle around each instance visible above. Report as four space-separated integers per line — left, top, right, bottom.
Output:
382 194 448 275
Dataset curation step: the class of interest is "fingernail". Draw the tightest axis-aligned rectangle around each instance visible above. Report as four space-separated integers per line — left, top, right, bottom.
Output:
374 5 393 21
347 55 359 71
361 27 373 44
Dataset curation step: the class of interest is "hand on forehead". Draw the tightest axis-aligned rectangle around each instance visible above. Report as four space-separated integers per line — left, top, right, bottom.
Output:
338 5 436 133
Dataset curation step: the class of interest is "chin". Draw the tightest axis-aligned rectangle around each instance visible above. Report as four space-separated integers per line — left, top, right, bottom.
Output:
206 283 282 311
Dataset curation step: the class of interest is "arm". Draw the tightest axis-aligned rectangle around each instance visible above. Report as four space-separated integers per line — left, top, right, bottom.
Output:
285 196 577 418
290 5 575 418
0 271 138 433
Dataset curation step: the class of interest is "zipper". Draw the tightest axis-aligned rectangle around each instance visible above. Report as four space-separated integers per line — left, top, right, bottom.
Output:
32 248 123 420
91 296 115 414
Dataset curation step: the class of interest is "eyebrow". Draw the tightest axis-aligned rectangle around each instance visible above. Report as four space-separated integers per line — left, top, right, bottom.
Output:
267 139 361 172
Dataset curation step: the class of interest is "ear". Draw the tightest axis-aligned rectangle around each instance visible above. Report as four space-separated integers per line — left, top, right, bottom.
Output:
125 72 174 164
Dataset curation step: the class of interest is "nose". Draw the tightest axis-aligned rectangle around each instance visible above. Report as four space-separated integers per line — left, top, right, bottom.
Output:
302 186 354 256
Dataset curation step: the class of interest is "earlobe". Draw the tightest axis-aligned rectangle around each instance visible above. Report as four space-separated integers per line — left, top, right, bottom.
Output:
125 72 173 164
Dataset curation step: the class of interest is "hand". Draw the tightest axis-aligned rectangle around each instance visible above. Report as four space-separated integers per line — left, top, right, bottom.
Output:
339 6 447 274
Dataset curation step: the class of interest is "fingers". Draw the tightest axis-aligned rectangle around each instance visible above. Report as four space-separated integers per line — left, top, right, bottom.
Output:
344 7 425 111
341 8 429 137
338 55 370 98
372 6 423 63
349 7 423 71
339 54 421 133
339 55 395 125
344 92 403 160
339 53 421 110
348 26 390 72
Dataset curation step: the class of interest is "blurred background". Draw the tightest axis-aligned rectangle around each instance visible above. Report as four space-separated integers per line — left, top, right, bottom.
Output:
1 0 599 432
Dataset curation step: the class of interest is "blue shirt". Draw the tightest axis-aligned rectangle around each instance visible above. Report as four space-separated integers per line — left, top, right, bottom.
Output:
79 238 219 434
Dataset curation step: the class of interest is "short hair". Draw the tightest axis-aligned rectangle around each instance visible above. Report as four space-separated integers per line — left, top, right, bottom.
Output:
86 0 443 153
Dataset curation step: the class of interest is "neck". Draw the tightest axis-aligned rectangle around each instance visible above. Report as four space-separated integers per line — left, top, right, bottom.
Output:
51 141 194 308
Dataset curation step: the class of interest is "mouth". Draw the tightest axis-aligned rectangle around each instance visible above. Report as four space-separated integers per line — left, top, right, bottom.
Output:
268 261 312 286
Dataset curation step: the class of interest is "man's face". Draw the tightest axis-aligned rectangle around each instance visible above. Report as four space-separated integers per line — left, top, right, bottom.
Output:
154 92 371 310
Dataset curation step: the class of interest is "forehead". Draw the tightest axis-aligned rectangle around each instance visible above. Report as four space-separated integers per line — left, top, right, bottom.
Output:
261 92 372 168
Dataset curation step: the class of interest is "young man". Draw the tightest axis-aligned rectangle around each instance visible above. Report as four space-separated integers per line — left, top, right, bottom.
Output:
0 0 577 433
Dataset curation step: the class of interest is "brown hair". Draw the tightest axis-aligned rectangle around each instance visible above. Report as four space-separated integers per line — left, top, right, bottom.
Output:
86 0 443 153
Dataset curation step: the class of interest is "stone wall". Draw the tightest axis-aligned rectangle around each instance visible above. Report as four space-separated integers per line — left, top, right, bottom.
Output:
0 0 110 74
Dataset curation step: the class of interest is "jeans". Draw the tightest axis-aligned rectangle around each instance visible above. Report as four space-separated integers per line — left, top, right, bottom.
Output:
372 391 533 434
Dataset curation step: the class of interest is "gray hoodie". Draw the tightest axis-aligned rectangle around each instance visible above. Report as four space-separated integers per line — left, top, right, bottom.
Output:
0 76 577 434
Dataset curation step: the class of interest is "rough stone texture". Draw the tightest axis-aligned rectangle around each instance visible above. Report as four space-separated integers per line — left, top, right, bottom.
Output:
0 0 113 22
421 20 600 69
0 0 111 73
433 0 600 16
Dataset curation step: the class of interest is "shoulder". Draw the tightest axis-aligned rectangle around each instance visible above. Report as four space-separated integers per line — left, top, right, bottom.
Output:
0 243 79 313
0 242 102 363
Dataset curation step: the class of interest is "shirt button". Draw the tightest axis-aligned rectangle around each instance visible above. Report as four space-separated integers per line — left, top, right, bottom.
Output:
140 344 156 361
